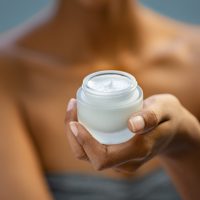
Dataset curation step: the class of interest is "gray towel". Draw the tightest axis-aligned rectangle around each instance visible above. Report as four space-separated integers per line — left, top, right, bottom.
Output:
46 169 181 200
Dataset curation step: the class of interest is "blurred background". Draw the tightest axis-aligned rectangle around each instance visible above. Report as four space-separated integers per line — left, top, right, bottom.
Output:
0 0 200 33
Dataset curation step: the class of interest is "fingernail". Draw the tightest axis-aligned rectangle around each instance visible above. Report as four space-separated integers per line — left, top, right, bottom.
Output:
130 116 145 132
67 98 76 111
69 122 78 137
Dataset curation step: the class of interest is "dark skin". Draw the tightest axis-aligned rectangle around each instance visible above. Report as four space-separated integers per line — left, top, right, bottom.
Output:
0 0 200 199
66 95 200 200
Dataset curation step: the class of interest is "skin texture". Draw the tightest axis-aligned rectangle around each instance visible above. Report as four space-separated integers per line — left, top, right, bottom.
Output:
0 0 200 199
66 94 200 200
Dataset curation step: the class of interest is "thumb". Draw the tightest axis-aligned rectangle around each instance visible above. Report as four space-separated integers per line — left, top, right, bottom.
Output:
128 95 173 134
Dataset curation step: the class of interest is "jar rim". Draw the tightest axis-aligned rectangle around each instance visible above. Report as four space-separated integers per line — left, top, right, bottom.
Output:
82 70 138 98
77 86 143 109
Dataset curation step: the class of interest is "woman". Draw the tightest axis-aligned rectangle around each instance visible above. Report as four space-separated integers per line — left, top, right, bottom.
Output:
0 0 199 199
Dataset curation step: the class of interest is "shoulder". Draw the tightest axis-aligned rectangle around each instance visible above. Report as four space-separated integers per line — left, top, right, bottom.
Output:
0 50 28 128
0 49 27 96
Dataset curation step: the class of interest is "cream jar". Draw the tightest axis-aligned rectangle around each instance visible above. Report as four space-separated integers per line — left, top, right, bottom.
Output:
76 70 143 145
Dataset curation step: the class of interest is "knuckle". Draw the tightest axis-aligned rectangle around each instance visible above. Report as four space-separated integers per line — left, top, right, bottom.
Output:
78 137 85 146
64 111 71 124
92 146 109 171
164 94 180 105
76 134 88 146
143 110 159 128
94 163 104 171
144 95 157 106
163 94 183 117
94 164 104 171
73 149 87 160
75 153 88 160
94 158 108 171
78 131 94 147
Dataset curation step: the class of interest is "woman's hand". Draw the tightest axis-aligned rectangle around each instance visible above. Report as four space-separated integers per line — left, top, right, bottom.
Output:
65 94 198 173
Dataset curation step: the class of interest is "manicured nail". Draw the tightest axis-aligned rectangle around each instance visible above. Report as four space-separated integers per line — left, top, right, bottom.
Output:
69 122 78 137
67 98 76 111
130 116 145 132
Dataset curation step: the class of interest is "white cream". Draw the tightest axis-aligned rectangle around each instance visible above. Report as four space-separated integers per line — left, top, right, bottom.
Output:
77 70 143 145
87 74 131 92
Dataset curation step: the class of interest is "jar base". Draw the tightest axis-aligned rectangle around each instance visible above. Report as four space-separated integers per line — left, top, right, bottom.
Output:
86 127 135 145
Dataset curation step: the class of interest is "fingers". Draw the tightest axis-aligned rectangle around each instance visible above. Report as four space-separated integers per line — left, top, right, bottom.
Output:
65 99 88 161
69 120 171 171
128 94 178 134
69 122 108 170
65 98 77 123
69 122 152 170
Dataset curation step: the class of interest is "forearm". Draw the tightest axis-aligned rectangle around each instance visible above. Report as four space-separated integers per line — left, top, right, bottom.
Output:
160 114 200 200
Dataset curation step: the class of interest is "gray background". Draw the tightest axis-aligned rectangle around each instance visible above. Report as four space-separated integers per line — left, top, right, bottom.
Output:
0 0 200 32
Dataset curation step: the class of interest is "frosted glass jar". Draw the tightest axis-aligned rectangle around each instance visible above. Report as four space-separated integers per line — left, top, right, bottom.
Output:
76 70 143 145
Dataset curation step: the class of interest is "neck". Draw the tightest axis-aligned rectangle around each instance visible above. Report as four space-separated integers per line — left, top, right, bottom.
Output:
18 0 146 64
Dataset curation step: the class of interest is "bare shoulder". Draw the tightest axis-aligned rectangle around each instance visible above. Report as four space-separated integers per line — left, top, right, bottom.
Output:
0 54 21 122
0 52 26 134
0 51 27 97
